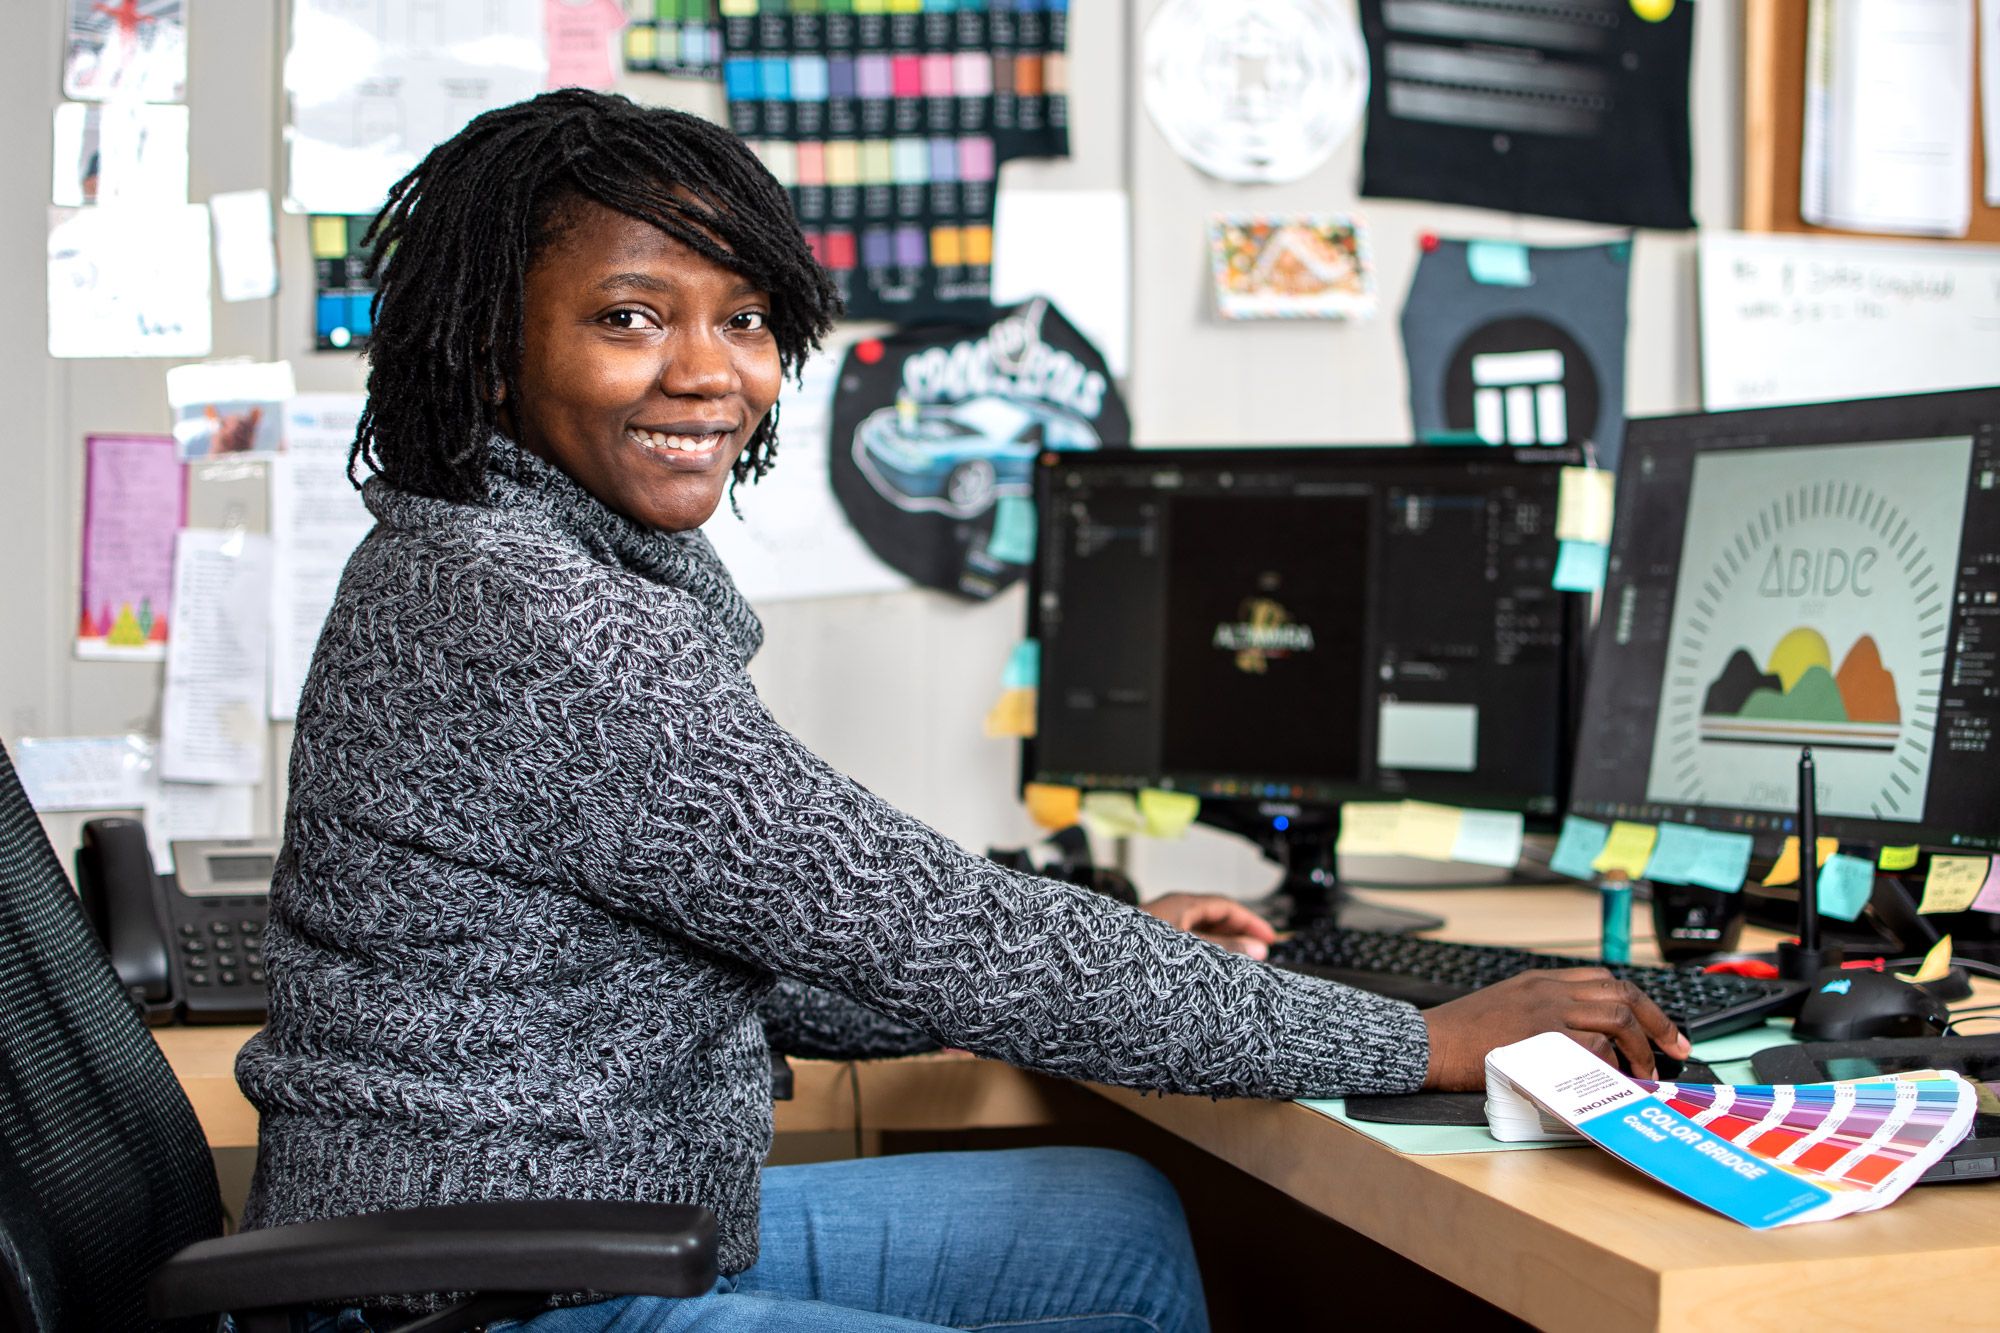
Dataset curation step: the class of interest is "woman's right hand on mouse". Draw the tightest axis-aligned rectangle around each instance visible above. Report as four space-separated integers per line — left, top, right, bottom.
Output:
1418 967 1690 1091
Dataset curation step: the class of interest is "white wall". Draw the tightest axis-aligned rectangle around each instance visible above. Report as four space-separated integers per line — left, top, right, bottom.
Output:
2 1 1741 898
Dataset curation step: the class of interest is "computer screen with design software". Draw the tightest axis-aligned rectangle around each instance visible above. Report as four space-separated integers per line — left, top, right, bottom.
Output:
1023 445 1592 922
1568 388 2000 855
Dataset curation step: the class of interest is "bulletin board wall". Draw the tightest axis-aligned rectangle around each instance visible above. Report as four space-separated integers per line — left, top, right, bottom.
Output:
1741 0 1999 243
3 1 1746 896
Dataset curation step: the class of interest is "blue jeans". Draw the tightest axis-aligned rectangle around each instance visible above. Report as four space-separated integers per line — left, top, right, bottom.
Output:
499 1147 1208 1332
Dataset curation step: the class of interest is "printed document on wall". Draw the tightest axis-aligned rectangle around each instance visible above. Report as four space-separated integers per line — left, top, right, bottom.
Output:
270 394 374 721
48 204 211 358
162 530 274 785
1801 0 1973 237
285 0 547 214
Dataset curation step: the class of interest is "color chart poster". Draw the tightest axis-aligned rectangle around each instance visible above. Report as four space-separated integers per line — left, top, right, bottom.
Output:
828 299 1126 600
721 0 1070 322
1644 437 1972 823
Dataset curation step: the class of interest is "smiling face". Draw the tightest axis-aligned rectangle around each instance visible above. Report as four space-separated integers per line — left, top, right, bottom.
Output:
510 198 784 533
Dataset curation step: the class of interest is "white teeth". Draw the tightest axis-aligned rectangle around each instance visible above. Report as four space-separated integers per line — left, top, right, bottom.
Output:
628 429 726 453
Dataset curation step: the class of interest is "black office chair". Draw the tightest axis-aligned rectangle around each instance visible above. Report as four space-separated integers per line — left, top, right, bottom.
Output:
0 740 716 1333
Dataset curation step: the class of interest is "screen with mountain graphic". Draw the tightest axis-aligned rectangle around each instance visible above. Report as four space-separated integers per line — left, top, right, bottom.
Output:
1644 437 1970 822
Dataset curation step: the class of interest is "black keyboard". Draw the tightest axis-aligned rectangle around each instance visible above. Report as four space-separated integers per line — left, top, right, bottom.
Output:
1269 922 1803 1041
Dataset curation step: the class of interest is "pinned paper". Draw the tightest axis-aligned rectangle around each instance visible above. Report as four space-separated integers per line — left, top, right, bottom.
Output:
160 530 275 786
1817 853 1876 922
1552 540 1609 592
986 495 1038 565
1467 240 1533 287
1555 467 1616 544
1080 790 1144 838
52 103 188 207
78 434 184 661
14 735 155 811
210 189 280 302
1336 801 1403 855
1001 640 1040 691
545 0 627 90
1592 821 1659 878
1549 816 1611 880
1393 801 1465 861
1904 936 1954 985
1451 808 1526 869
48 203 211 359
1138 789 1200 839
1683 829 1754 894
1023 782 1081 831
1919 854 1991 914
982 687 1037 738
1879 844 1921 872
1762 836 1840 887
166 360 295 460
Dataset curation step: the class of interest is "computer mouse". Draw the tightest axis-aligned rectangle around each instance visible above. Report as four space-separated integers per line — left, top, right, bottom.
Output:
1791 969 1951 1043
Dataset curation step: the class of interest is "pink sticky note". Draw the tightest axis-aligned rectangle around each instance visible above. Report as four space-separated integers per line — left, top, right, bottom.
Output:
1974 858 2000 915
546 0 626 91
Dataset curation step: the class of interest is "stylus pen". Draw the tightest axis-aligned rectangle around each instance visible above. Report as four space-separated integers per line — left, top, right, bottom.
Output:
1798 747 1819 955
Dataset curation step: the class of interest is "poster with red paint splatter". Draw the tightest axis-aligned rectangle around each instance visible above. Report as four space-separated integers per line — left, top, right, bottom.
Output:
78 434 185 661
65 0 186 103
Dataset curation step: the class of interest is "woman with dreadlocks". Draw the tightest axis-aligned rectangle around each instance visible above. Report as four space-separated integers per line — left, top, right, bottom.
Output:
237 90 1683 1332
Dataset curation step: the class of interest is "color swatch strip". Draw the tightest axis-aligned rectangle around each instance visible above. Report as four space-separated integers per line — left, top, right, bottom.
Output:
719 0 1069 320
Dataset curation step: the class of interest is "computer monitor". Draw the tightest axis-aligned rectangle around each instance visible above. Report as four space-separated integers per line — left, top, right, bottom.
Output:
1024 445 1593 928
1568 387 2000 862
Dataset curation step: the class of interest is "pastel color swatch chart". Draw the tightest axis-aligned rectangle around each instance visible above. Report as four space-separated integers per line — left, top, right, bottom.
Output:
719 0 1070 322
623 0 721 77
1638 1072 1974 1197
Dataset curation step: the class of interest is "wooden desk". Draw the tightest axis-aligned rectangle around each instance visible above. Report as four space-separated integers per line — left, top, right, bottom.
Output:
158 885 2000 1330
1091 886 2000 1331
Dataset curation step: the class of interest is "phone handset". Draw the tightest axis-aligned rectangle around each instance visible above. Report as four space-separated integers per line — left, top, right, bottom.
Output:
75 816 177 1023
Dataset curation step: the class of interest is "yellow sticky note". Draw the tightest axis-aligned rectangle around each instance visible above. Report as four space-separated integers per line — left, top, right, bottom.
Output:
309 215 349 259
1919 855 1991 914
981 687 1036 739
1591 821 1659 878
1878 844 1920 872
1023 782 1080 832
1137 788 1199 839
1555 467 1616 544
1393 801 1465 862
1761 836 1840 887
1335 802 1402 855
1904 935 1954 984
1080 790 1143 838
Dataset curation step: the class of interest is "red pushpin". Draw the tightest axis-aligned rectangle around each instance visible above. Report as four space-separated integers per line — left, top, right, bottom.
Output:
1419 232 1440 252
854 339 885 365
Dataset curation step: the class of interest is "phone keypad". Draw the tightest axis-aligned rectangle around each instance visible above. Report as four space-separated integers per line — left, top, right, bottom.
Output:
182 916 266 989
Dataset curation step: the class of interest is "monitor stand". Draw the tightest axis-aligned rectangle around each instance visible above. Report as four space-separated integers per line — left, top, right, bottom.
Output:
1253 828 1444 935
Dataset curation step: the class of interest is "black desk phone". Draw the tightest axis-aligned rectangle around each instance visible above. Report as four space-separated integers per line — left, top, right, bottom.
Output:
75 817 274 1026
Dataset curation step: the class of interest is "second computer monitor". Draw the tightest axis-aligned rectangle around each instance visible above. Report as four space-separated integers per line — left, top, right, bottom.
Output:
1026 446 1590 848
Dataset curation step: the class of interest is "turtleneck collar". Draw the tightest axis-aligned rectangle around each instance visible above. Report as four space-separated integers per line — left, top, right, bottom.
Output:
369 435 765 666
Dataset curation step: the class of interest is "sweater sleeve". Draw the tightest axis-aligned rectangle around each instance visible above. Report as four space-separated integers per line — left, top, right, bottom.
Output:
608 612 1431 1100
758 977 941 1060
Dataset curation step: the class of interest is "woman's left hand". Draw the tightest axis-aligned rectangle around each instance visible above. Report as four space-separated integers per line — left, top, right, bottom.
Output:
1141 893 1277 961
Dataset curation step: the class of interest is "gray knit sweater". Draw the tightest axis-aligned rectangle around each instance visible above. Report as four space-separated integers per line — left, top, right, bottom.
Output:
235 437 1430 1274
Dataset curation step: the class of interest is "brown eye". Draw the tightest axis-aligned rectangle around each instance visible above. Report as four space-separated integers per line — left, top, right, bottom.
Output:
730 310 770 332
605 308 656 330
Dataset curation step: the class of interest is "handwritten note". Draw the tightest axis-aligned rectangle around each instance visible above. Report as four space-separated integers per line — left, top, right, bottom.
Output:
1549 817 1610 881
48 204 211 359
1762 836 1841 888
1592 821 1659 879
1920 854 1992 914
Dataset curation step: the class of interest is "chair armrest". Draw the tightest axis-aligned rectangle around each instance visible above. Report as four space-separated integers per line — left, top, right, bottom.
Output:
148 1198 716 1319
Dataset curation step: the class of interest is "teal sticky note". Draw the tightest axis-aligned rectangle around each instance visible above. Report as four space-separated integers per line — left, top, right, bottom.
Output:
1817 853 1876 922
1684 829 1753 893
1419 430 1495 447
987 495 1037 565
1549 816 1610 881
1002 639 1040 690
1467 240 1533 287
1552 539 1609 592
1643 822 1707 885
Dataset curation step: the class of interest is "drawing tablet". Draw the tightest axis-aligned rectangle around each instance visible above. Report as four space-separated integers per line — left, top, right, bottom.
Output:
1751 1035 2000 1183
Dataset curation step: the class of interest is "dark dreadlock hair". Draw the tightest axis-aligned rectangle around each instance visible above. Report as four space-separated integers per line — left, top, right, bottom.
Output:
352 88 842 505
